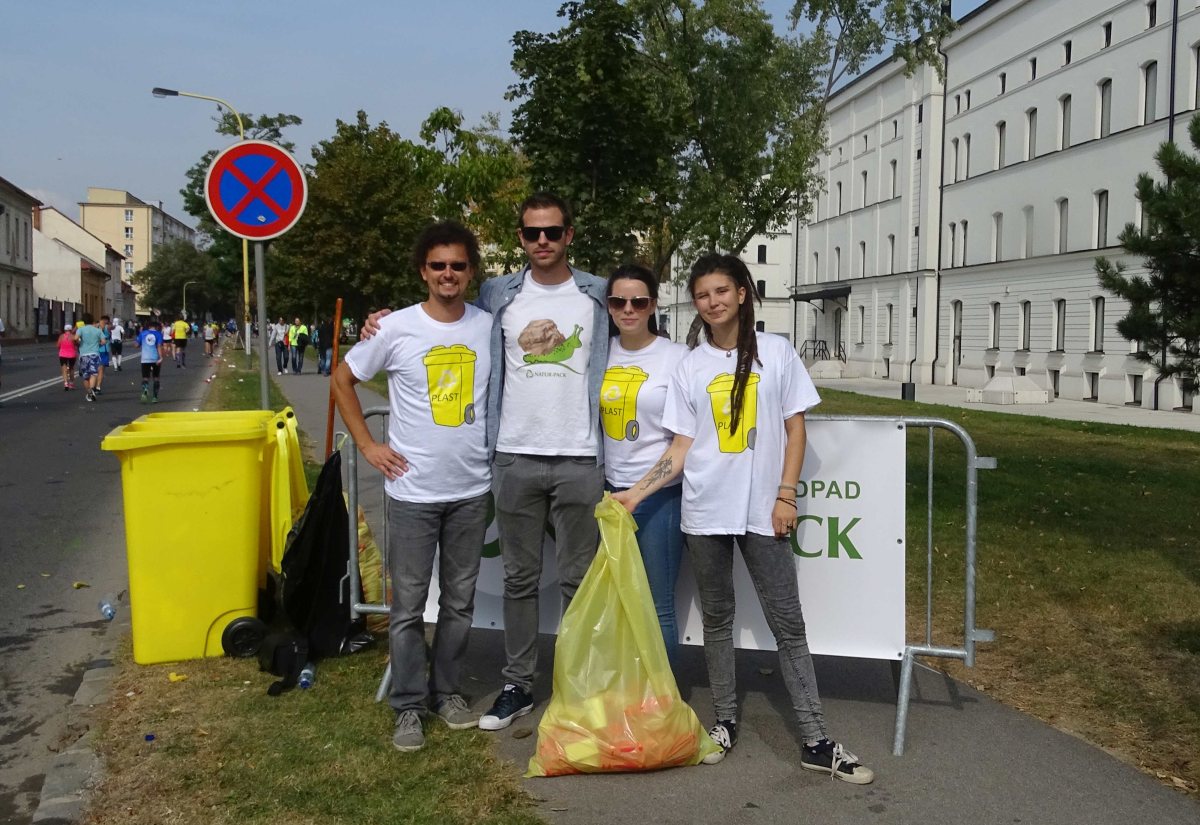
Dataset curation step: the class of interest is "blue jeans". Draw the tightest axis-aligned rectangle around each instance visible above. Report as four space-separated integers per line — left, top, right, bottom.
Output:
685 532 827 742
607 483 683 667
274 342 288 373
291 341 307 373
385 492 489 714
318 347 332 375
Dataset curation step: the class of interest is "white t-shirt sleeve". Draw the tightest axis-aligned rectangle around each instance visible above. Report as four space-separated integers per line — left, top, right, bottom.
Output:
662 356 698 439
344 322 399 383
776 337 821 416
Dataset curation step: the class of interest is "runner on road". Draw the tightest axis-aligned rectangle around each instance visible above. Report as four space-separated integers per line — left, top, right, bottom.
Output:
74 315 104 402
138 321 164 403
58 325 78 390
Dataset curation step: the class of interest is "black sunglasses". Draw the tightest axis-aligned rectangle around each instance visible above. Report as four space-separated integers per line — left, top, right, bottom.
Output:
425 261 470 272
520 225 566 242
607 296 652 311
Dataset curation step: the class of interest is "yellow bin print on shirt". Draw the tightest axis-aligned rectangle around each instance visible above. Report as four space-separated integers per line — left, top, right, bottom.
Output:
707 372 760 453
424 344 477 427
600 366 649 441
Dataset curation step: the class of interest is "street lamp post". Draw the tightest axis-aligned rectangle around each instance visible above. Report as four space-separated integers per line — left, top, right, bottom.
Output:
151 87 253 360
181 280 199 320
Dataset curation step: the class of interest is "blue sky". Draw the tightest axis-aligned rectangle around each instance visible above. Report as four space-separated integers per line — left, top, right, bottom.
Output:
1 0 987 228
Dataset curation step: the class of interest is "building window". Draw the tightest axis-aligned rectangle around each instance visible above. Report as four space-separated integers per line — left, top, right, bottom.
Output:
1103 21 1112 48
858 241 867 276
889 159 898 197
123 244 133 256
837 181 843 214
1143 61 1158 124
961 220 969 265
857 305 866 343
996 121 1007 168
955 94 961 114
1091 296 1106 352
1030 57 1037 80
757 279 767 298
757 244 767 264
1020 301 1032 349
918 103 923 123
1128 374 1144 405
992 212 1004 261
1098 79 1113 137
886 304 895 344
964 133 971 177
892 119 899 138
124 226 134 239
1053 298 1067 350
1059 95 1072 149
887 234 896 274
835 246 842 278
1194 44 1200 107
124 261 134 275
861 170 868 207
1057 198 1070 253
812 252 820 281
862 134 869 152
1023 206 1035 258
999 72 1007 94
1026 108 1038 159
124 209 134 222
1050 369 1061 397
966 89 971 109
989 302 1001 349
1086 372 1100 401
1095 189 1109 247
1063 40 1072 65
951 138 959 182
1148 1 1157 28
948 223 957 267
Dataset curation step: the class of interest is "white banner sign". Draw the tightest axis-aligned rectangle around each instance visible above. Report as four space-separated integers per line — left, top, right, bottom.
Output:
426 418 906 661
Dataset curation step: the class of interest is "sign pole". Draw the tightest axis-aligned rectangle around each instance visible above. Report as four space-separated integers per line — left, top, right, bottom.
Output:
254 242 270 410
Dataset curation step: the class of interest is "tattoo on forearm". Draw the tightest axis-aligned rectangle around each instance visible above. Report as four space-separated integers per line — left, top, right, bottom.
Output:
640 457 673 490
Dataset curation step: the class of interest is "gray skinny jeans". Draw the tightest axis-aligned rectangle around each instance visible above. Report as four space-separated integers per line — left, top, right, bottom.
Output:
685 532 828 743
492 452 604 692
386 492 489 715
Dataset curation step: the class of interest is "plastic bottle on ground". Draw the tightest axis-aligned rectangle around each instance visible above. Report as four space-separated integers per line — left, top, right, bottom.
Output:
298 662 316 689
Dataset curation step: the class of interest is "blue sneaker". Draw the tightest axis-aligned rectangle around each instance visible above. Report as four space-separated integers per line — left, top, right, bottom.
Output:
478 684 533 731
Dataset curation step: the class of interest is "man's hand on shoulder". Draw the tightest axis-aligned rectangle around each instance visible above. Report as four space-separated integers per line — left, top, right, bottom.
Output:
360 440 410 481
360 309 392 341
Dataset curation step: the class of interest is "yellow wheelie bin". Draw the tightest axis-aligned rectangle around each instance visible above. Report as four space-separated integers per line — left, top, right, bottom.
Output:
101 415 272 664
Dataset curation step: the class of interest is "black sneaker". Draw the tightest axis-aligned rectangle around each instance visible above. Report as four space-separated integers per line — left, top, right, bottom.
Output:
801 739 875 784
702 719 738 764
478 684 533 731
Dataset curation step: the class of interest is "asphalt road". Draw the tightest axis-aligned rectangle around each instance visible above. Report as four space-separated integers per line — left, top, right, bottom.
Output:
0 341 210 824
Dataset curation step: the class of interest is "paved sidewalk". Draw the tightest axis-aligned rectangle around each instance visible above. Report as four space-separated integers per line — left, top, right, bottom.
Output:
272 367 1200 825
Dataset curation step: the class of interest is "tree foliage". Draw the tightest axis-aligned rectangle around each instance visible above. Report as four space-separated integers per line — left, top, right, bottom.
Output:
1096 115 1200 395
131 239 221 318
508 0 953 277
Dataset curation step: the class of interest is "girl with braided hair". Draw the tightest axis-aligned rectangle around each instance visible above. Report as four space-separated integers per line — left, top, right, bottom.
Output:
613 253 874 783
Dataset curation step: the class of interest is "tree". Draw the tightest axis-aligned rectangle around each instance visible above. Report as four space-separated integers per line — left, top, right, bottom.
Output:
131 239 221 317
1096 114 1200 396
420 107 530 273
508 0 953 277
179 111 304 315
270 111 439 322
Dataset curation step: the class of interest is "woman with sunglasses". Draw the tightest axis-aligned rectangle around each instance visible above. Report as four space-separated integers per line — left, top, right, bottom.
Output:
601 264 688 667
613 253 874 783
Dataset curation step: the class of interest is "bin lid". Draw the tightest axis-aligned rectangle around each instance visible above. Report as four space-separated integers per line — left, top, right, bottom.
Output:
101 420 269 452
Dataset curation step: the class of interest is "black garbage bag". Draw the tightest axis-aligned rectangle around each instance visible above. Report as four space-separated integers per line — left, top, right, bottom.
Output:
278 449 372 659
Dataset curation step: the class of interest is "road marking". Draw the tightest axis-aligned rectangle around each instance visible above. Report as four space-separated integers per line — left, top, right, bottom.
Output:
0 376 65 403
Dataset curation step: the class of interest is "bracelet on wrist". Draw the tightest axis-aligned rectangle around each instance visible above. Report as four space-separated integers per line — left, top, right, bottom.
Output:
775 496 798 508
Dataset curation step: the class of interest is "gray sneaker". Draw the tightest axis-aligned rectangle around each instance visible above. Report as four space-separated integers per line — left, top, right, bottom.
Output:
434 694 479 730
392 710 425 752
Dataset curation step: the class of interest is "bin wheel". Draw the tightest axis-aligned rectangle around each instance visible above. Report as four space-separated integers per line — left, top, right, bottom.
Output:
625 420 639 441
747 427 757 451
464 403 476 425
222 617 267 658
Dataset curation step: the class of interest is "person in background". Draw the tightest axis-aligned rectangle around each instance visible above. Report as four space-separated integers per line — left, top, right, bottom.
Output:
110 317 125 372
172 317 191 368
269 317 288 375
332 220 492 752
58 324 78 390
613 253 874 783
290 317 310 374
74 314 104 402
317 317 335 376
601 263 688 667
203 321 216 357
138 320 165 403
94 316 111 395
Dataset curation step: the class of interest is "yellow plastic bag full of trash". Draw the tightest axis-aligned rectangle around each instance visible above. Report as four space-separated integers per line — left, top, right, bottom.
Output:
526 495 719 776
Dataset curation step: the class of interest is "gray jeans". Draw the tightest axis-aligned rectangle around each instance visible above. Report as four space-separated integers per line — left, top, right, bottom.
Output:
386 492 489 715
686 532 828 742
492 452 604 692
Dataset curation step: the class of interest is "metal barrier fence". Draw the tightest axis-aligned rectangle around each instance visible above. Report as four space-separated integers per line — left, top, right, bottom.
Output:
343 407 995 754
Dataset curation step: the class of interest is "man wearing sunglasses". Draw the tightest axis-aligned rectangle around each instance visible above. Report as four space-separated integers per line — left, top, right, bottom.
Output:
362 192 609 732
334 221 494 751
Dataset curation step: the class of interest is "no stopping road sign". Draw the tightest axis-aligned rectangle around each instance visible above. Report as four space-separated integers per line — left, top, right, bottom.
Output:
204 140 307 240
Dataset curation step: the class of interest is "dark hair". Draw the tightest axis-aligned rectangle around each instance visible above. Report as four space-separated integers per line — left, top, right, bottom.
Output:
687 253 761 436
410 220 482 275
605 263 660 338
517 192 573 228
82 313 94 324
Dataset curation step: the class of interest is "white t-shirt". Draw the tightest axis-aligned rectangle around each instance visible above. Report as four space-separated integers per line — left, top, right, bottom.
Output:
602 336 688 488
111 324 124 343
345 303 492 504
663 332 820 536
496 274 597 456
